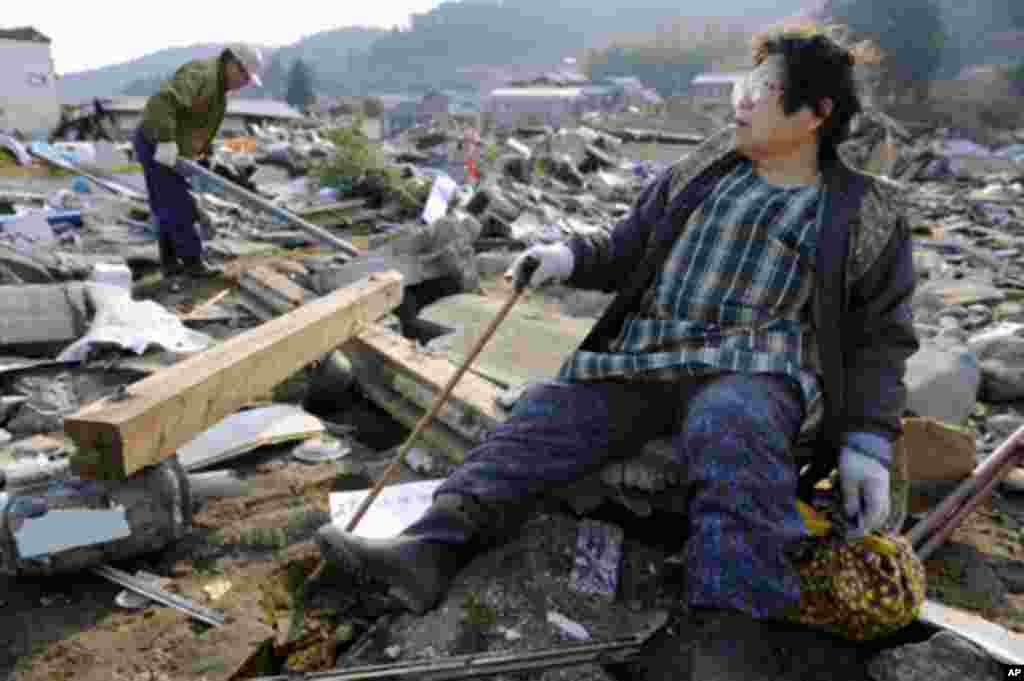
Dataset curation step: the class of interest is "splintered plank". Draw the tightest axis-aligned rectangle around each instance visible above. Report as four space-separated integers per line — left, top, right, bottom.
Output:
238 265 312 314
342 324 506 447
64 271 403 481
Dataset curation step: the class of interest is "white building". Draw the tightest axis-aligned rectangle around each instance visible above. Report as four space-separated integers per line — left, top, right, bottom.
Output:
483 87 587 129
0 27 60 138
690 72 749 100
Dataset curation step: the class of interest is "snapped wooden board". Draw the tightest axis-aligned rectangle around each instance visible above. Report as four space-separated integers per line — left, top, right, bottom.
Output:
64 271 403 481
238 265 311 314
342 323 505 447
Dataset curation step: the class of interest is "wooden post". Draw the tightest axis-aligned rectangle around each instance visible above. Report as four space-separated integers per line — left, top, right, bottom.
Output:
65 272 403 481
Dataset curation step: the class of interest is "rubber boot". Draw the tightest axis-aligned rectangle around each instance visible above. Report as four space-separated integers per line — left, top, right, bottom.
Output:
158 232 183 278
314 493 483 614
182 256 221 279
158 233 184 292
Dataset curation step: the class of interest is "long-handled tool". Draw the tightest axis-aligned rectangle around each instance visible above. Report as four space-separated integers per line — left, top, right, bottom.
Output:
907 422 1024 559
304 255 540 589
175 158 363 258
253 610 668 680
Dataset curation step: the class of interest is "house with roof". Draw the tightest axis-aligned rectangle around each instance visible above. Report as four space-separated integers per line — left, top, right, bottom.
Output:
88 96 305 137
482 86 588 130
377 95 419 138
0 26 60 138
689 71 748 101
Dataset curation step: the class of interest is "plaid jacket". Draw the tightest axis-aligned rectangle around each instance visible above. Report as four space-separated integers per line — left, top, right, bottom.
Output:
559 158 826 440
561 126 919 463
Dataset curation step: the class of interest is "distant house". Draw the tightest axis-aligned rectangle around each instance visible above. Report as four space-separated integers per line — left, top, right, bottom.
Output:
417 90 450 124
689 72 748 100
380 97 419 138
581 84 626 113
0 26 60 138
483 87 587 129
91 96 305 136
311 95 361 118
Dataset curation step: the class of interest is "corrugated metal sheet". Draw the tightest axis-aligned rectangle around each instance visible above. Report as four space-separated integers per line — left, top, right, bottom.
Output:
691 72 748 85
488 88 586 99
97 95 303 120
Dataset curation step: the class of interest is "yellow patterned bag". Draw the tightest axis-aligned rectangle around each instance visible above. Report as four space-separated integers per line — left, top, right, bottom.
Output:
783 498 926 641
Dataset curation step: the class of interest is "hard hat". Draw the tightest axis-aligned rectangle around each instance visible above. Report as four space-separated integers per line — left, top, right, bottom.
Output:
227 43 264 87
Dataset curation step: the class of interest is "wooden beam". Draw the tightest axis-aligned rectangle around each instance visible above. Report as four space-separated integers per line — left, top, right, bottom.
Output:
65 272 404 481
353 375 478 464
342 324 506 447
238 265 312 314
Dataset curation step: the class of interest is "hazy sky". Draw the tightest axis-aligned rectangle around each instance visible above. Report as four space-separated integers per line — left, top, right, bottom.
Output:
6 1 447 74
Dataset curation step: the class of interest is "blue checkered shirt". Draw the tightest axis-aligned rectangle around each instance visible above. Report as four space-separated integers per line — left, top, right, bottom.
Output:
559 158 826 441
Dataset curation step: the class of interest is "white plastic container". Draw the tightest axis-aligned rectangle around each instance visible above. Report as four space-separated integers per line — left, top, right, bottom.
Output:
90 263 133 291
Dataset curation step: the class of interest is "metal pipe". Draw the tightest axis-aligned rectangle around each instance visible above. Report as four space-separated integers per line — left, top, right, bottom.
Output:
907 423 1024 552
175 158 363 258
916 444 1024 559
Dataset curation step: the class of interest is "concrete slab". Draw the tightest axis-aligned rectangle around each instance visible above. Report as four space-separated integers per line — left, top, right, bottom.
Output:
0 284 89 355
419 293 590 387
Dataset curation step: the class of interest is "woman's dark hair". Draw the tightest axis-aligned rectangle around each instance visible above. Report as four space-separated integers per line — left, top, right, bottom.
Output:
751 26 870 164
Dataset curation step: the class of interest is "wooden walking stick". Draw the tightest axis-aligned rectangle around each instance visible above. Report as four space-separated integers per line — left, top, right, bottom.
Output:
304 255 540 589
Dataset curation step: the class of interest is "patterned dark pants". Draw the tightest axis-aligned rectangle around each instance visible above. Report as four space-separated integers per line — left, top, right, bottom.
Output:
407 372 809 619
132 127 202 263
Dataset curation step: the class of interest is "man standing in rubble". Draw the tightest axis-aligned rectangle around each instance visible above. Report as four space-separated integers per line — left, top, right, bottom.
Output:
315 27 918 680
132 44 264 290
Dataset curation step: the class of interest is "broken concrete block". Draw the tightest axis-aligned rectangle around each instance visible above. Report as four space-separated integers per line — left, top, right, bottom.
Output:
967 324 1024 402
591 171 634 202
508 212 563 245
869 630 1005 681
0 283 89 356
904 345 981 425
0 456 191 577
537 153 585 188
496 154 531 183
0 244 56 284
420 293 590 387
915 278 1007 310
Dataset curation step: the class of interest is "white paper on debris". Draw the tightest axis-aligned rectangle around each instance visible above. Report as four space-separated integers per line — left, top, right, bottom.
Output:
328 479 445 539
421 174 458 226
569 518 624 598
57 283 213 362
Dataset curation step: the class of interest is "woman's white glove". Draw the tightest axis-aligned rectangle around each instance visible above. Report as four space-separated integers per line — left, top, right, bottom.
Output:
154 143 179 168
838 446 891 537
504 243 574 288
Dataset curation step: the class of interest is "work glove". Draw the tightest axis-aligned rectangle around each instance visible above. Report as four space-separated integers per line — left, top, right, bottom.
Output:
504 242 574 288
838 436 891 538
154 142 179 168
